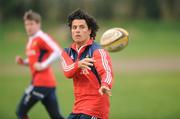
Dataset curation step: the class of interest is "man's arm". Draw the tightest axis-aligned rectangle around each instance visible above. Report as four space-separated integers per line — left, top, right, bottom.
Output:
60 50 95 78
93 49 114 96
33 35 62 71
34 51 60 71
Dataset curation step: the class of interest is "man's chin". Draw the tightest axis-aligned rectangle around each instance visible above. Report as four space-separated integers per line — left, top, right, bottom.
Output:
74 39 82 42
27 32 35 36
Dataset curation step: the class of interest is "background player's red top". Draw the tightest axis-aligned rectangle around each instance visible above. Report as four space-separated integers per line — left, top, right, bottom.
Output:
26 30 61 87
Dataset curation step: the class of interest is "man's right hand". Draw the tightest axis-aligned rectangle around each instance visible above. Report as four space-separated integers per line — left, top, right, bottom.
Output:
78 58 95 70
15 55 24 65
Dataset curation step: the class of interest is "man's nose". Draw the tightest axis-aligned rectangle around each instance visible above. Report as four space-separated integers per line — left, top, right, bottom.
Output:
75 27 81 31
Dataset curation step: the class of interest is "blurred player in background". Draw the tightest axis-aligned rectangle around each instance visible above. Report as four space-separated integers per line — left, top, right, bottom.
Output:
15 10 64 119
60 9 114 119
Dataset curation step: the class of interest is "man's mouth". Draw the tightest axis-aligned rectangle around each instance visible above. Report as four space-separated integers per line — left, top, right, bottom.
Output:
75 35 81 38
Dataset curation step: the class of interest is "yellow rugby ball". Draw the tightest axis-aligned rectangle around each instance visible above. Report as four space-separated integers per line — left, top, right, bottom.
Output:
100 28 129 52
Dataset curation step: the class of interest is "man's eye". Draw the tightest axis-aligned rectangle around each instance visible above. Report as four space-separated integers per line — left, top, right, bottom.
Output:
72 26 77 30
80 26 85 29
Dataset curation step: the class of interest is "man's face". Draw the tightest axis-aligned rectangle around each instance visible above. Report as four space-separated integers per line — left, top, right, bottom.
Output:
71 19 91 45
24 20 40 36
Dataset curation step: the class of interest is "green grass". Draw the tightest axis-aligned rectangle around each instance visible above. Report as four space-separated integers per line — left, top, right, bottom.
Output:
0 20 180 119
0 71 180 119
110 72 180 119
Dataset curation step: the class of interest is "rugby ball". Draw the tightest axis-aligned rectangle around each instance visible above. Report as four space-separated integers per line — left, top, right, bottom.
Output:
100 28 129 52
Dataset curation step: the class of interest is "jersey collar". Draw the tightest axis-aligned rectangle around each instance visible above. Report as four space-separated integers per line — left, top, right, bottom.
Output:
71 39 93 49
70 39 94 53
29 30 43 41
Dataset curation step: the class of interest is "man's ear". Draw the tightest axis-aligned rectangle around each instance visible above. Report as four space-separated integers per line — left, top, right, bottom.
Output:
88 29 92 35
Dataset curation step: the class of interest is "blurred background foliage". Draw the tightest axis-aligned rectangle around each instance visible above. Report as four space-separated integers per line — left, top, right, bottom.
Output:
0 0 180 23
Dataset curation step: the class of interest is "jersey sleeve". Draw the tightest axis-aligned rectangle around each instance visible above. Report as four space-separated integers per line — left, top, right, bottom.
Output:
60 50 78 78
37 35 61 53
37 35 62 68
93 49 114 89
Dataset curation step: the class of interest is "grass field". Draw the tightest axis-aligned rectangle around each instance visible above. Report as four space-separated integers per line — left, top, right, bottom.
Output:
0 20 180 119
0 72 180 119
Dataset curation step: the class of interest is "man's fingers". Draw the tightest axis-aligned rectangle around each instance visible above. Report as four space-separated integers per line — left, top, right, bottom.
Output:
82 58 95 67
106 90 112 96
82 61 93 67
99 89 103 95
78 58 95 69
103 88 112 96
84 58 95 63
99 86 112 96
81 64 91 70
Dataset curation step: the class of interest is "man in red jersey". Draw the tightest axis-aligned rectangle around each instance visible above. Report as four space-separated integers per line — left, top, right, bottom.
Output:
15 10 64 119
60 9 114 119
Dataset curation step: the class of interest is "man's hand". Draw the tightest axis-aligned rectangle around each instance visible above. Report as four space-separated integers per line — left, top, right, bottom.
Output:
78 58 95 70
15 55 24 65
34 62 46 71
99 85 112 96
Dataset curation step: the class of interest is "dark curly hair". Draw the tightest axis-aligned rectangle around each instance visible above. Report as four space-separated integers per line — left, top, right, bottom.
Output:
67 9 99 40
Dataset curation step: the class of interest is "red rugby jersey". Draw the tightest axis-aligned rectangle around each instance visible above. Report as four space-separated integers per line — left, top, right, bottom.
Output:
61 39 114 119
26 30 60 87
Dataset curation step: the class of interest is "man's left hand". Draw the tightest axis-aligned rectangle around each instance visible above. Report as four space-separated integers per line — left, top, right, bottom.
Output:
99 85 112 96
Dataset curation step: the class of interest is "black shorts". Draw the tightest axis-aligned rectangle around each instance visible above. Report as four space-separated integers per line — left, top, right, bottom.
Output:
67 113 100 119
